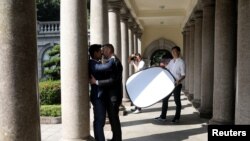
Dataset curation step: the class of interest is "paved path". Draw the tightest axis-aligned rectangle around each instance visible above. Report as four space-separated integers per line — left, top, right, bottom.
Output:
41 92 208 141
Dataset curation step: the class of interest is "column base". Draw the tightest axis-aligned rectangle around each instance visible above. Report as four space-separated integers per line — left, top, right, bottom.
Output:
61 136 95 141
199 110 212 119
209 118 234 125
122 98 132 107
192 99 201 108
119 104 127 116
122 97 130 102
187 93 194 101
183 90 189 96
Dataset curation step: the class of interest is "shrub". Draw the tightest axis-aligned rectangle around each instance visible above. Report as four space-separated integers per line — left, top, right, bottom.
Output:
39 80 61 105
42 44 60 80
40 105 61 117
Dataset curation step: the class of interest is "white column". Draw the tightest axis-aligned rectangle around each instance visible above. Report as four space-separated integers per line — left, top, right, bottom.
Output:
188 20 195 100
61 0 91 140
0 0 41 140
108 0 122 59
210 0 237 125
235 0 250 124
137 30 143 54
133 26 138 53
184 26 190 93
128 19 135 76
193 11 203 108
200 0 215 118
120 9 129 101
90 0 109 44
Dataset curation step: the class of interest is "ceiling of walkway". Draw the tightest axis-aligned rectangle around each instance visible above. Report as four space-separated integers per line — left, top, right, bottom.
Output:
124 0 198 29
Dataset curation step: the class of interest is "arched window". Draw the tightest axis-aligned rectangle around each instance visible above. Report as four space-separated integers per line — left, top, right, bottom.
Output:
41 47 52 77
150 49 172 66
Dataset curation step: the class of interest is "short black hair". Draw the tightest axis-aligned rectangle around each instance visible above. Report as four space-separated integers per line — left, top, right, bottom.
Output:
89 44 102 58
135 53 142 58
172 46 181 52
162 54 172 59
102 43 114 53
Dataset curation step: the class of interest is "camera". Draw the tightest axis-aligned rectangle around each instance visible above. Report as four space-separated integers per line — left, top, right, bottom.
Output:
128 54 137 62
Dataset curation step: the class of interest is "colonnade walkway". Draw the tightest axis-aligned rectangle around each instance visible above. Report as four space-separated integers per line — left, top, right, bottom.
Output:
41 92 208 141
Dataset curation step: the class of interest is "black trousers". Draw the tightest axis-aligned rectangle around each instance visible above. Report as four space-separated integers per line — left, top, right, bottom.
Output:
105 94 122 141
160 84 182 120
91 97 106 141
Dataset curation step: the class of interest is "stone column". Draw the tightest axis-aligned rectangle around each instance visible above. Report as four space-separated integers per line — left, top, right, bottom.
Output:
90 0 109 44
188 20 195 100
184 26 190 93
235 0 250 124
61 0 91 140
200 0 215 118
137 30 143 54
128 19 135 75
0 1 40 141
108 0 122 59
120 8 129 101
193 11 203 108
133 26 138 53
210 0 237 125
182 30 186 90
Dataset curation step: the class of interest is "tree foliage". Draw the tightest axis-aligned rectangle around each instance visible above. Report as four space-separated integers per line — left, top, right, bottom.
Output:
37 0 60 21
150 50 172 66
37 0 90 21
43 45 60 80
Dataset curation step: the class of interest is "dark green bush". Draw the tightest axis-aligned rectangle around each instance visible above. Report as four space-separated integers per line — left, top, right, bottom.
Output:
39 80 61 105
40 105 61 117
42 44 60 80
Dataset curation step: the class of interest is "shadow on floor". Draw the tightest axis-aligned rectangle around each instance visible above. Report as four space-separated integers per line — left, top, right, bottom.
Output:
126 103 192 114
123 125 207 141
121 112 208 127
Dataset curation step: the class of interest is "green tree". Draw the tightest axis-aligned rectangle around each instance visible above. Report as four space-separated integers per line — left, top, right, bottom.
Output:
37 0 60 21
43 45 60 80
150 50 172 66
37 0 90 21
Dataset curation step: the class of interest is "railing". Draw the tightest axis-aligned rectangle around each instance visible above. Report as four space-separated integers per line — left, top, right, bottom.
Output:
38 21 60 34
37 21 90 36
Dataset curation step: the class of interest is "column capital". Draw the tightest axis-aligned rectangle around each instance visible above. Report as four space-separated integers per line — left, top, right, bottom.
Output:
108 0 122 12
120 6 130 22
133 24 140 34
136 29 143 38
184 24 190 32
201 0 215 8
128 18 136 30
194 11 203 19
188 19 195 27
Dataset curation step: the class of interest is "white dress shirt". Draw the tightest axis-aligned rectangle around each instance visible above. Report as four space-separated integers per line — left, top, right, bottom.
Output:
166 58 185 81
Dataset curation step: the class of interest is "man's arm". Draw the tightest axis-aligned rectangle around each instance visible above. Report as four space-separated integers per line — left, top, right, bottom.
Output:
90 58 123 87
176 75 185 85
91 58 114 72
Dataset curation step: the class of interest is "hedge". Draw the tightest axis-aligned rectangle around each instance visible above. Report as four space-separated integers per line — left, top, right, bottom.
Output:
40 105 61 117
39 80 61 105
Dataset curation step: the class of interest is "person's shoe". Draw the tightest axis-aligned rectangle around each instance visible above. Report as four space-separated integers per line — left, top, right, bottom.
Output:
154 116 166 122
132 109 141 114
171 119 179 123
130 108 136 112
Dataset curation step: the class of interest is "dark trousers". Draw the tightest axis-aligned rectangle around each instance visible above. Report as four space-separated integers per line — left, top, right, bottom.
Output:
160 84 182 120
91 98 106 141
105 95 122 141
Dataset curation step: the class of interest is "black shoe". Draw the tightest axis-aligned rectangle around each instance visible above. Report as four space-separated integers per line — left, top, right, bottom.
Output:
154 116 166 122
171 119 179 123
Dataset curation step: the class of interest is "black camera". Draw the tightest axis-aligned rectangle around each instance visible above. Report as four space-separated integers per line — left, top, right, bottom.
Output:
128 54 136 62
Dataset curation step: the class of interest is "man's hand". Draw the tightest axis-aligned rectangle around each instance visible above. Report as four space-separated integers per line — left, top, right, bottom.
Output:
89 75 97 85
